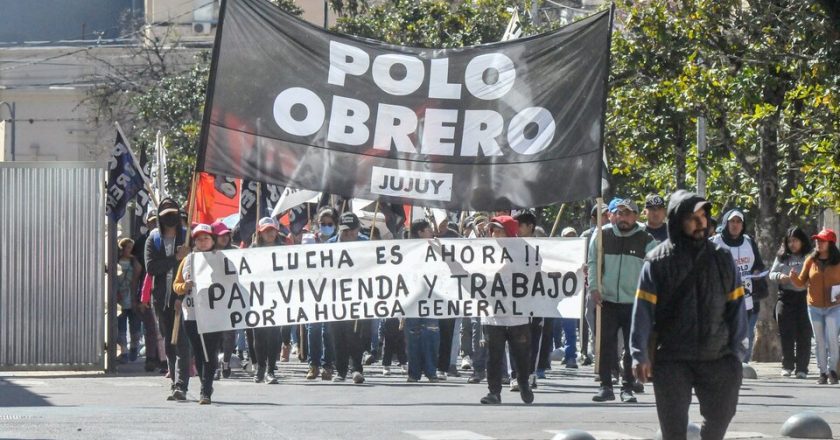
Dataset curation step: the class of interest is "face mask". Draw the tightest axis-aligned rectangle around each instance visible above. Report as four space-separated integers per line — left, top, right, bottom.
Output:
320 225 335 237
159 215 180 228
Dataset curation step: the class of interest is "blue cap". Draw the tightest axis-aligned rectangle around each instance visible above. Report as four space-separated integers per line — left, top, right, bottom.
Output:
608 197 623 213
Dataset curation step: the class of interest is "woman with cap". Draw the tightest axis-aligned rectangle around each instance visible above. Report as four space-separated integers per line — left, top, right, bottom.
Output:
769 227 813 378
791 228 840 384
116 238 142 363
173 223 221 404
249 217 287 384
212 220 239 380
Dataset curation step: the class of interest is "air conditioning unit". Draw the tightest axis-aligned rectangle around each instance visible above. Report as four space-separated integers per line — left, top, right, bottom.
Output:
193 22 212 35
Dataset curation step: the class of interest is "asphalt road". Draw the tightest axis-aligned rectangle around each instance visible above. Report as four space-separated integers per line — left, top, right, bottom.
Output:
1 357 839 440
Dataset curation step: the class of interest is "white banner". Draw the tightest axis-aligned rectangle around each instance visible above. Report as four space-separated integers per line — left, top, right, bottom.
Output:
193 237 585 333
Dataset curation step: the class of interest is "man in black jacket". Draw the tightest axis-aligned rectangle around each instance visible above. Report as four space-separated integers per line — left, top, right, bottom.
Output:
630 190 748 440
144 197 191 401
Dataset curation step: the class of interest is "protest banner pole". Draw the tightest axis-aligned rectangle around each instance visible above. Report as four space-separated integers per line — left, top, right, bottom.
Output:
115 122 159 208
172 172 199 345
254 182 262 244
549 204 567 237
371 200 380 239
458 211 467 235
593 197 605 375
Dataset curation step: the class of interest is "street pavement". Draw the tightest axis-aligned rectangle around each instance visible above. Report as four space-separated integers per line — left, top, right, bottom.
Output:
1 355 839 440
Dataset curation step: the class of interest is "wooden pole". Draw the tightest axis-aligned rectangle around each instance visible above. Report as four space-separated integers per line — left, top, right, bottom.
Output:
370 200 380 239
458 211 467 236
549 204 567 237
593 197 605 375
171 173 199 345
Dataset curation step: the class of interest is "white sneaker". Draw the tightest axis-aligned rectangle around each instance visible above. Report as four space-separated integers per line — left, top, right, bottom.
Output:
781 369 793 377
529 373 537 389
461 356 472 370
382 366 391 376
401 364 408 374
437 371 447 380
510 381 520 392
550 348 565 361
290 343 299 356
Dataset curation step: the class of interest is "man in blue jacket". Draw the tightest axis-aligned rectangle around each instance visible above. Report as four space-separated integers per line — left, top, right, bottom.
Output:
588 199 657 403
630 190 748 440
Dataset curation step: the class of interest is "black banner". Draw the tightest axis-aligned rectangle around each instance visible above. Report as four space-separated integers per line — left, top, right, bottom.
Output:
197 0 612 210
106 131 149 223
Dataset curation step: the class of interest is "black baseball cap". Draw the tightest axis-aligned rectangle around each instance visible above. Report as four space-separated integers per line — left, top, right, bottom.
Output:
645 194 666 209
338 212 360 231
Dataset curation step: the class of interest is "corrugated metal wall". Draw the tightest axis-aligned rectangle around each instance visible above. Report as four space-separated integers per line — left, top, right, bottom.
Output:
0 163 105 369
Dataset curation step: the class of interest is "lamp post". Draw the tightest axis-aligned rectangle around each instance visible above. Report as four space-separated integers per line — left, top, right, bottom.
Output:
0 101 15 161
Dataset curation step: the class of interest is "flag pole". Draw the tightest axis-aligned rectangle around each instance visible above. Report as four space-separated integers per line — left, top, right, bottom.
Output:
458 211 467 236
370 200 381 240
114 122 159 207
549 204 567 237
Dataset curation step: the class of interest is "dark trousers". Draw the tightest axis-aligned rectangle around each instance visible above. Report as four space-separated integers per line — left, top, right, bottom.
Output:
184 320 222 396
653 356 742 440
245 329 257 364
776 292 812 373
529 318 554 372
438 318 457 371
221 330 236 364
381 318 406 367
138 306 160 361
253 326 281 374
331 320 368 377
486 324 531 396
153 302 190 391
598 302 635 388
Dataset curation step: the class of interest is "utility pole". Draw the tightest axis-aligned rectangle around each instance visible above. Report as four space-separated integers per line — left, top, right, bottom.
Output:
0 101 16 161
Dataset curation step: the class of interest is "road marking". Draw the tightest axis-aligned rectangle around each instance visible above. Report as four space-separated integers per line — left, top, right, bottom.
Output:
404 430 495 440
725 432 770 439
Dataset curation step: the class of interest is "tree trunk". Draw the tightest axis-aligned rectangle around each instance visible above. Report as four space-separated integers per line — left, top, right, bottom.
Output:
673 119 687 189
751 78 785 363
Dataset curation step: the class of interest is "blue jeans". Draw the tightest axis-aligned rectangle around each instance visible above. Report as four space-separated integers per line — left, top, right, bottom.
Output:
405 318 440 380
306 322 334 368
808 305 840 375
560 318 578 362
744 309 759 363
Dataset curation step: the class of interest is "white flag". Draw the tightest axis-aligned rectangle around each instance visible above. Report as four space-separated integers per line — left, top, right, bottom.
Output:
150 131 169 200
270 187 321 217
502 9 523 41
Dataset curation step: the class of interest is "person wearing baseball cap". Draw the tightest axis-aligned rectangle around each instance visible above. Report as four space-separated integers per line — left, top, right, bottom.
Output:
145 196 191 401
173 223 220 404
328 212 369 243
480 215 535 406
210 220 239 381
791 228 840 384
711 208 767 363
643 194 668 242
248 217 286 385
588 197 657 403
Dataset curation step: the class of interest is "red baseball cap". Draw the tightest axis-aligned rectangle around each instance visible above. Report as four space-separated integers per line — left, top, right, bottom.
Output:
211 221 231 236
489 215 519 238
812 228 837 243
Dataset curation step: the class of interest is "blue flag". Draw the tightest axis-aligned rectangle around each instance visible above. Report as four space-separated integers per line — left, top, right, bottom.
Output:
106 131 147 223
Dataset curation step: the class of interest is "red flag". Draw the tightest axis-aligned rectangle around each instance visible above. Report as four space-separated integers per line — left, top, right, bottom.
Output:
194 172 240 224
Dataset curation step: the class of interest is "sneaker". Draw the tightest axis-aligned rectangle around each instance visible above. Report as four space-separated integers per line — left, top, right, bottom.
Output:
620 388 637 403
199 394 211 405
480 393 501 404
254 368 265 383
536 369 546 379
592 386 615 402
352 371 365 384
550 348 564 361
265 370 279 384
781 369 793 377
817 373 828 385
447 366 461 377
795 371 808 379
222 363 232 379
632 380 645 393
363 352 375 366
306 366 319 380
529 374 538 390
582 356 593 366
565 358 579 369
510 382 520 392
461 356 472 370
290 343 299 356
280 344 290 363
214 369 221 381
407 376 420 383
830 371 839 385
428 376 441 383
321 367 334 381
333 375 346 382
171 389 186 401
382 366 391 376
520 384 534 404
467 373 485 384
436 371 447 381
401 364 408 374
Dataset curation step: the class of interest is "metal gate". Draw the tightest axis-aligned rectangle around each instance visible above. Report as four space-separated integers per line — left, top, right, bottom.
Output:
0 162 105 370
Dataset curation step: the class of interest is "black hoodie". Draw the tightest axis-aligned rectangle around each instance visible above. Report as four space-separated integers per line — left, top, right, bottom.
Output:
630 190 748 364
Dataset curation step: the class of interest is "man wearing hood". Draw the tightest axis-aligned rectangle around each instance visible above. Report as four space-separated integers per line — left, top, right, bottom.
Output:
630 190 748 440
588 199 658 403
710 209 767 363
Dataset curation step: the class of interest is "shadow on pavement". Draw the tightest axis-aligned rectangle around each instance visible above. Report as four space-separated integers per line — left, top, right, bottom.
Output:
0 378 52 407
